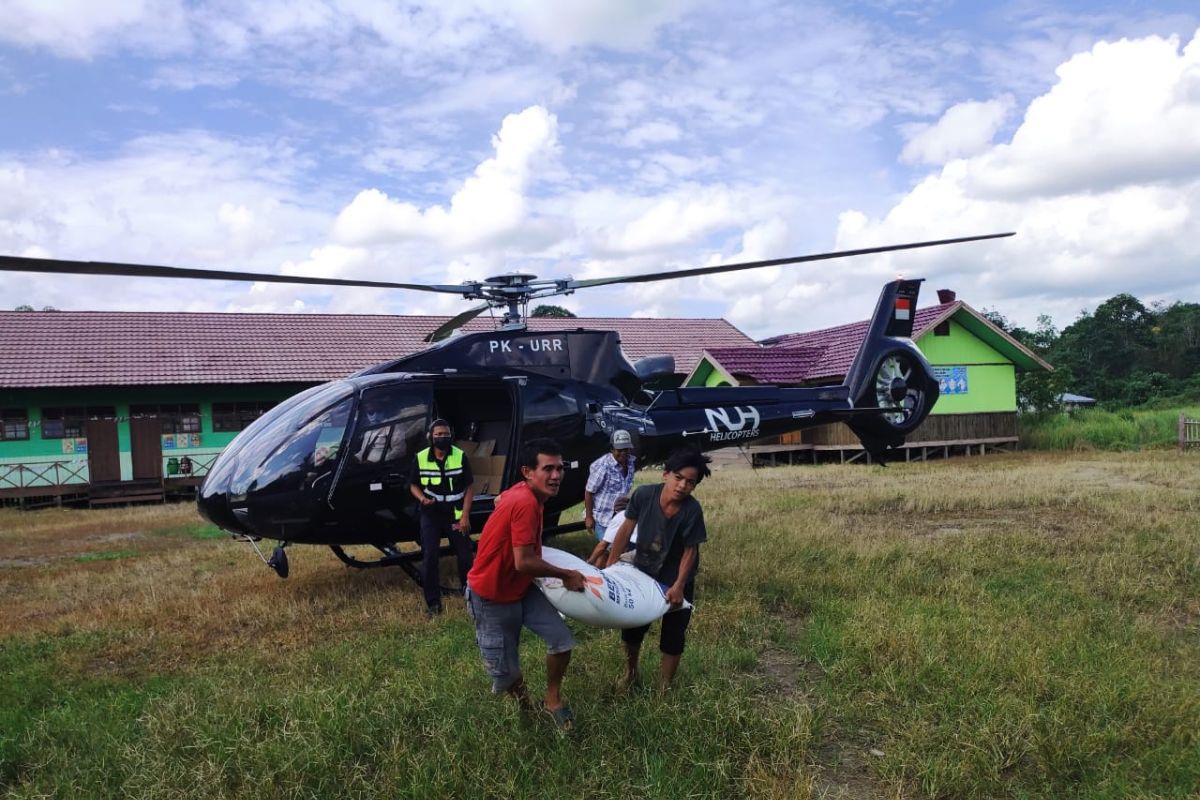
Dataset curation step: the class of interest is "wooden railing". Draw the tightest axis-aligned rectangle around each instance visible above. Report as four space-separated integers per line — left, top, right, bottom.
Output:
0 460 89 490
1180 414 1200 450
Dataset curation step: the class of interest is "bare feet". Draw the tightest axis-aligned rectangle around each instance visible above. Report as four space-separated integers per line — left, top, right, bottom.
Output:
615 670 640 693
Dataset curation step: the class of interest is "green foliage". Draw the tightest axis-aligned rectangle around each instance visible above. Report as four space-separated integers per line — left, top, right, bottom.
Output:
530 304 576 318
1020 406 1200 450
984 310 1071 411
1044 295 1200 406
985 292 1200 408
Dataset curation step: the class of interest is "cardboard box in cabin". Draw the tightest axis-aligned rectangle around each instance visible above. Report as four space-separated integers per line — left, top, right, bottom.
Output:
456 439 495 457
469 455 507 496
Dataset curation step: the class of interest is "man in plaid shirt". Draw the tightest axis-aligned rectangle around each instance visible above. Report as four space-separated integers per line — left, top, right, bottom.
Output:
584 430 637 540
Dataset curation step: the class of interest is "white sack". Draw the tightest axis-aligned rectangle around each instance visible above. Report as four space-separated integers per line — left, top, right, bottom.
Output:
535 547 691 629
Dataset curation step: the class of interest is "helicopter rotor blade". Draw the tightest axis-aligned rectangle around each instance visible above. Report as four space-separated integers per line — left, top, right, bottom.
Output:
424 303 491 343
0 254 475 295
564 232 1015 291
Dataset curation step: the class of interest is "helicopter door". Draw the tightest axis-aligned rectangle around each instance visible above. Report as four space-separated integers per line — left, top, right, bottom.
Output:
330 383 431 538
430 379 517 502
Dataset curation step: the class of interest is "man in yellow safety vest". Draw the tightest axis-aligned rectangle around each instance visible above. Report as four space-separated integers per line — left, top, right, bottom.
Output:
409 419 475 616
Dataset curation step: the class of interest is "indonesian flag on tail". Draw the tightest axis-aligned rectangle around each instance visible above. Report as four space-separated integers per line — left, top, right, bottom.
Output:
894 297 911 321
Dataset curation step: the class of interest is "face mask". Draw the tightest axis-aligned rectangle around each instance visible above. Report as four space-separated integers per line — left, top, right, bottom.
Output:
432 436 453 450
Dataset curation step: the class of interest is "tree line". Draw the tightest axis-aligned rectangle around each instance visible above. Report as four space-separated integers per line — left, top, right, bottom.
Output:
984 294 1200 411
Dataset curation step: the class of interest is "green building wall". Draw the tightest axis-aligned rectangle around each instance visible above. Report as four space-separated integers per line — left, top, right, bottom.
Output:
688 361 734 388
915 319 1017 414
0 383 311 486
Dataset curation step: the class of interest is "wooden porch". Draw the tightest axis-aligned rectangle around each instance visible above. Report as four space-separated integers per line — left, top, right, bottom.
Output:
0 452 218 509
747 412 1019 466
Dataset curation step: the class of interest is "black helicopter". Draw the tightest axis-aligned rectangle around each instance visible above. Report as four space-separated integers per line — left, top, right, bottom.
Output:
0 232 1012 583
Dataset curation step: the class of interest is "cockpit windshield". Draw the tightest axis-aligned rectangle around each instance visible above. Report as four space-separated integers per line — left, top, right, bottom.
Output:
220 382 355 497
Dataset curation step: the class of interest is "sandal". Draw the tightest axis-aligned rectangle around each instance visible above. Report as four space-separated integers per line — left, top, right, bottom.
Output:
544 703 576 734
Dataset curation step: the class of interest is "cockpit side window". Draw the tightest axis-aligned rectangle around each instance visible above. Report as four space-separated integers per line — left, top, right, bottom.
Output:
349 386 430 466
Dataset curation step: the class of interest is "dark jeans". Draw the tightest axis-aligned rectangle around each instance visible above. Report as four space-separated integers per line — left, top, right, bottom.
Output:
420 508 474 607
621 582 695 656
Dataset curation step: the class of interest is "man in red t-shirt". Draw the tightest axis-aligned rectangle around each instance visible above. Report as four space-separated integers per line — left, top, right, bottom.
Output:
466 438 585 730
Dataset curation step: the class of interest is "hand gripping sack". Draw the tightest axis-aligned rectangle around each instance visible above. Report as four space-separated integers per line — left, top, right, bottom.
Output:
535 547 691 629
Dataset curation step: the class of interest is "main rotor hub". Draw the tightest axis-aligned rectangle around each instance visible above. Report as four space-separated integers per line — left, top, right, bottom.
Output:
484 272 538 288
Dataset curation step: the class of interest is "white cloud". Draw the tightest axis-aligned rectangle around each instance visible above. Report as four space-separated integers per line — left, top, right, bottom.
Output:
394 68 577 120
361 147 439 175
331 105 561 249
500 0 690 52
586 187 746 255
0 132 332 311
622 120 682 148
833 29 1200 330
0 0 190 58
900 96 1015 165
967 33 1200 198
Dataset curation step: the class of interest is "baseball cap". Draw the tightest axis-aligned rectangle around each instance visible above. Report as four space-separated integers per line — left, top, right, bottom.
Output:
611 430 633 449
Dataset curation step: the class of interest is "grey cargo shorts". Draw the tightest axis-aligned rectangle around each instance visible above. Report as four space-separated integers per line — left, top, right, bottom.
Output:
465 582 575 693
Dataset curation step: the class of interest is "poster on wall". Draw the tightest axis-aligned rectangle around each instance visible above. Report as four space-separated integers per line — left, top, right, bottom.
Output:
75 438 87 454
933 366 969 395
162 435 176 449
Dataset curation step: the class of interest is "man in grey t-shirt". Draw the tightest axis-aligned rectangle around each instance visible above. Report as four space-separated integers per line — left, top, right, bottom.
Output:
606 447 711 692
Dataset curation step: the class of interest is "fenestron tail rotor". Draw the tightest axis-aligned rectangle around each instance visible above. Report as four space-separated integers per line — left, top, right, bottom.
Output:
0 232 1015 337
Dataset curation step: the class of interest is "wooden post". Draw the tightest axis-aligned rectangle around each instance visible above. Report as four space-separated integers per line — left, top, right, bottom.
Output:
1180 412 1186 452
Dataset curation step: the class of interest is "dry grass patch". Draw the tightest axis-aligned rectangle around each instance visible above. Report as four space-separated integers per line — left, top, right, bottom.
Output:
0 505 442 674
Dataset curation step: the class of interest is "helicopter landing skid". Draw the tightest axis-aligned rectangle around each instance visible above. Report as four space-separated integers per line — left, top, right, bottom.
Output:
328 544 461 596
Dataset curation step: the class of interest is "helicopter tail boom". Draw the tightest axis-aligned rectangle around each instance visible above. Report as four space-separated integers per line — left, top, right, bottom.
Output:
608 278 940 461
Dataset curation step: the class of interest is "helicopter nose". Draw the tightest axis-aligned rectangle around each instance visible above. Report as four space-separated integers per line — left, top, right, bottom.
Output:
198 457 244 534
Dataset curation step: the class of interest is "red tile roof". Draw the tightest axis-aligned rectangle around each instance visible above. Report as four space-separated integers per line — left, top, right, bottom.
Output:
758 302 957 381
703 346 827 385
0 311 754 388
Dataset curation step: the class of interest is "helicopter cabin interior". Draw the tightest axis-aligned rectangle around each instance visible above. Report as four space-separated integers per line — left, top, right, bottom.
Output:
430 381 514 497
319 377 517 506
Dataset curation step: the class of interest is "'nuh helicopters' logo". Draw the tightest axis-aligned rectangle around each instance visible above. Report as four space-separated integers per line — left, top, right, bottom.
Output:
705 406 761 442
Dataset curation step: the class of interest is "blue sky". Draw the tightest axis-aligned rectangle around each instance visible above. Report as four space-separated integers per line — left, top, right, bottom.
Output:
1 0 1198 338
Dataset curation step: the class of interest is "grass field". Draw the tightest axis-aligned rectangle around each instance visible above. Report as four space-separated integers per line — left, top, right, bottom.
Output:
2 451 1199 799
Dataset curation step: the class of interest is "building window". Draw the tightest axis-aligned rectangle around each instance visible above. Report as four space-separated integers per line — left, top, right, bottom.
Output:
934 321 950 337
131 403 202 434
42 406 115 438
212 401 277 432
41 407 87 439
1 408 29 441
